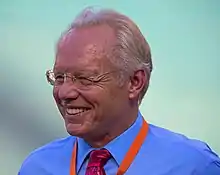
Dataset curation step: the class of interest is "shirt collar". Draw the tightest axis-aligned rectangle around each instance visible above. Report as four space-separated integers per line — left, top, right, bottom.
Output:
76 111 143 172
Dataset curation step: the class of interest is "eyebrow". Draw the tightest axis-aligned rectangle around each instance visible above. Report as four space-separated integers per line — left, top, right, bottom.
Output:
53 69 100 76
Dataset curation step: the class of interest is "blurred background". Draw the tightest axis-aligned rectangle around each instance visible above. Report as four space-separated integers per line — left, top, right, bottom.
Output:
0 0 220 174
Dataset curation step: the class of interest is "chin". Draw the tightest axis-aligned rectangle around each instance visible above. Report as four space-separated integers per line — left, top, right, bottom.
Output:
65 122 88 137
66 128 84 137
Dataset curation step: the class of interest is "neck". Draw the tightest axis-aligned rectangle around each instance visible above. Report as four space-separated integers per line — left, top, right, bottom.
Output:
84 107 139 148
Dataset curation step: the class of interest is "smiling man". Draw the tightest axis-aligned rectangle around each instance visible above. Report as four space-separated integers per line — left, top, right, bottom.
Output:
19 7 220 175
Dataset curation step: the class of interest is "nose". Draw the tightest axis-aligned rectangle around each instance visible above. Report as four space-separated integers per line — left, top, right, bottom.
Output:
56 82 80 103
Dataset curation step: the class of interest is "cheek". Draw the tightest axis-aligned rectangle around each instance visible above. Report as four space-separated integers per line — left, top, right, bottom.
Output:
53 88 60 103
81 89 109 117
107 86 128 110
53 88 65 115
107 85 120 100
87 88 110 104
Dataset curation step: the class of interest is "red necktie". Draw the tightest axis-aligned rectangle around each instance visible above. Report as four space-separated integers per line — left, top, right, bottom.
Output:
85 149 111 175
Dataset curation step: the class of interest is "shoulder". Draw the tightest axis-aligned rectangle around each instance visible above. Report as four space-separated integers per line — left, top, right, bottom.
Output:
142 124 220 172
22 136 76 160
18 136 76 174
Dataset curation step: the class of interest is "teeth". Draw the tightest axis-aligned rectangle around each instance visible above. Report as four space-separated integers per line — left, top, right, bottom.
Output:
66 108 88 115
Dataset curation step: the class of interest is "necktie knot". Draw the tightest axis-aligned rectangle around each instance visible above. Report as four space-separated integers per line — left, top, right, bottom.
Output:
87 149 111 168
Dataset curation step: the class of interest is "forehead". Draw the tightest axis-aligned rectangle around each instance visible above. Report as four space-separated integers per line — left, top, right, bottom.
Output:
54 24 116 73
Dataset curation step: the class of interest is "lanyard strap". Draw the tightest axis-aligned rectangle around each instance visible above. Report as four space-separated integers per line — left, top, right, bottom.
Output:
70 118 148 175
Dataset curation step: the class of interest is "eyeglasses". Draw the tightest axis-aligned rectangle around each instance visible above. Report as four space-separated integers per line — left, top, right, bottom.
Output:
46 69 121 90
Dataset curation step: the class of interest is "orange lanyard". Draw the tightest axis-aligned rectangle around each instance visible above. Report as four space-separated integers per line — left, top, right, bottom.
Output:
70 119 148 175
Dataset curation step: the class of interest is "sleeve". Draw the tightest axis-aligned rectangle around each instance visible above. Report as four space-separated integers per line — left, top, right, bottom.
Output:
17 156 38 175
200 160 220 175
18 160 30 175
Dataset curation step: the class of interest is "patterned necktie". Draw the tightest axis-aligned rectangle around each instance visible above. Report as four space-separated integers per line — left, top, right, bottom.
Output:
85 149 111 175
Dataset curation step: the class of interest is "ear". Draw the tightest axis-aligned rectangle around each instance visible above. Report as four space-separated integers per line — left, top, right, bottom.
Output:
128 70 148 101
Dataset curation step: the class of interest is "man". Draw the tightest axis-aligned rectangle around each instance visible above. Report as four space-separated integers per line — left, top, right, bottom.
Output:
19 7 220 175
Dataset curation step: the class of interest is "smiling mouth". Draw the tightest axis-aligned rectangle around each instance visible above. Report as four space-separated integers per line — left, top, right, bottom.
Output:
65 108 90 115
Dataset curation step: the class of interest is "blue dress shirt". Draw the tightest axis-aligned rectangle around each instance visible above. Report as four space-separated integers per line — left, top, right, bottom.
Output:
19 112 220 174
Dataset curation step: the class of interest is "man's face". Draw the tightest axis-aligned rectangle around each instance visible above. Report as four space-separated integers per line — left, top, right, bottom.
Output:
53 25 129 139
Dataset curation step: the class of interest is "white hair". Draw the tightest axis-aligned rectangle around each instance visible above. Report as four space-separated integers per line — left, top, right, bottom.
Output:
58 7 153 104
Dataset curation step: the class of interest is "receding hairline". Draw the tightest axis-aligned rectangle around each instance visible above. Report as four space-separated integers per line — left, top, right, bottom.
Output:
58 7 141 44
56 23 119 64
55 7 153 103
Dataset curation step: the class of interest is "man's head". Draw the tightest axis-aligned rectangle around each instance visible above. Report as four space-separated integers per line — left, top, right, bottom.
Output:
47 7 152 144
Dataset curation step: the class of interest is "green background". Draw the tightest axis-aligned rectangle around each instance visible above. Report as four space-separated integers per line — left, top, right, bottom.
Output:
0 0 219 174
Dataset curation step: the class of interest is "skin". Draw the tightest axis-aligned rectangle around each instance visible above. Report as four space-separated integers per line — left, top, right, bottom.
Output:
53 24 147 148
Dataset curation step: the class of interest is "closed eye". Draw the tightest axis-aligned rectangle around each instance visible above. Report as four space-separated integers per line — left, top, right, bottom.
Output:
54 74 65 84
77 76 94 85
55 74 64 79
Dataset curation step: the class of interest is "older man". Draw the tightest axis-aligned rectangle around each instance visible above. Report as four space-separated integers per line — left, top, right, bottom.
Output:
19 7 220 175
